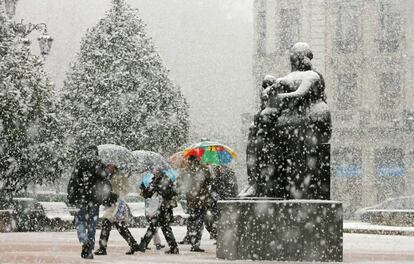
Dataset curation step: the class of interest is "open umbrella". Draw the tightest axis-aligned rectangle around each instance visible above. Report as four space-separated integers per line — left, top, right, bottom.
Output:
183 141 237 165
132 150 170 173
138 169 178 188
97 144 137 174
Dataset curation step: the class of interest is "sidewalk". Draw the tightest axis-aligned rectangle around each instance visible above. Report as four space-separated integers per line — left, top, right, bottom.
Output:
344 221 414 236
2 226 414 263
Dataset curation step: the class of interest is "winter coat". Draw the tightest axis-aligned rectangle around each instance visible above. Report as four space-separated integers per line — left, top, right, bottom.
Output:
175 168 192 198
186 166 213 209
67 158 110 207
138 171 178 224
211 166 238 200
102 171 131 222
140 171 178 211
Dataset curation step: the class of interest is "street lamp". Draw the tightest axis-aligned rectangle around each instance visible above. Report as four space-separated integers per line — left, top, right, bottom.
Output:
1 0 54 57
11 20 54 56
38 34 53 56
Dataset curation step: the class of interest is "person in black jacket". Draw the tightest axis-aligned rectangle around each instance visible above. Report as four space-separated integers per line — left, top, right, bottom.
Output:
129 169 179 254
205 165 238 239
94 164 140 256
183 157 214 252
67 145 116 259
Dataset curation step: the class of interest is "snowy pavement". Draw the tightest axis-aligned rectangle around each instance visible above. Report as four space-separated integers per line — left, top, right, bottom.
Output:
1 226 414 264
344 221 414 236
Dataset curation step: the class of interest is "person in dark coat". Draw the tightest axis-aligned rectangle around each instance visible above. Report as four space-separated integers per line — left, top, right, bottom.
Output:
129 169 179 254
205 165 238 239
94 164 140 256
182 156 214 252
211 165 238 199
67 145 116 259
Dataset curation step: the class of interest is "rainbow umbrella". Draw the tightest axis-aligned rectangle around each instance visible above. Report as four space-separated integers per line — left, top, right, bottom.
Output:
183 141 237 165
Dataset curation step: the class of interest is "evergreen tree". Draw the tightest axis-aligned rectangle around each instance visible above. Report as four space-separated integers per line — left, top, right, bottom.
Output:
61 0 189 155
0 22 67 197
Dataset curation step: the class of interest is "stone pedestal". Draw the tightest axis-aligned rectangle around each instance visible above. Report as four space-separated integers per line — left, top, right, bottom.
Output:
216 199 343 262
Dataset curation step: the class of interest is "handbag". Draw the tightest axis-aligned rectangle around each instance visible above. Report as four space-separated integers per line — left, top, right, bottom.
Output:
145 193 162 219
112 198 129 222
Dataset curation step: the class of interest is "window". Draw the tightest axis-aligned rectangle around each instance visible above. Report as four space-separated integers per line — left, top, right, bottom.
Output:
336 5 358 53
379 3 401 53
404 110 414 131
279 8 300 52
374 147 405 177
379 73 400 110
336 73 357 110
333 147 362 177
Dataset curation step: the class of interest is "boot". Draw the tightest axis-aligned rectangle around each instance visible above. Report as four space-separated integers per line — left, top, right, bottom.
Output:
165 247 179 254
94 247 107 255
96 218 111 255
81 241 94 259
190 245 205 252
115 222 142 254
126 242 145 255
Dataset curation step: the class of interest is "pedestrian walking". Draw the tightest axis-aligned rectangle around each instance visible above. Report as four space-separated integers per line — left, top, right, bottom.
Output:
129 169 179 254
67 145 115 259
94 164 140 255
205 165 238 239
183 156 214 252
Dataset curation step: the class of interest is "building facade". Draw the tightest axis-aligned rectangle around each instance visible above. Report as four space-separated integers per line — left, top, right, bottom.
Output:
252 0 414 215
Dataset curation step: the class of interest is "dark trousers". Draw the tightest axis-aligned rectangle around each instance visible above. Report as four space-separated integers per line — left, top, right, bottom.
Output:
180 208 193 243
205 202 219 239
140 208 178 249
75 204 99 248
188 208 207 247
98 218 137 249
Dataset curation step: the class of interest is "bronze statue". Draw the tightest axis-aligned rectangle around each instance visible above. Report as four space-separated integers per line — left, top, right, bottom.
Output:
242 42 331 199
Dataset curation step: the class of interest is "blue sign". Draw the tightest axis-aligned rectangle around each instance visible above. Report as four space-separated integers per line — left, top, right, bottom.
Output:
335 164 362 177
376 165 405 177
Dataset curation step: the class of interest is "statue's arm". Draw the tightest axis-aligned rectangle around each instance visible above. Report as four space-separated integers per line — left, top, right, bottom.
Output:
262 80 284 108
278 71 319 99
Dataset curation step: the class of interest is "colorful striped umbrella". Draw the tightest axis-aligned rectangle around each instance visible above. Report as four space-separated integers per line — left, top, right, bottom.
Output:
183 141 237 165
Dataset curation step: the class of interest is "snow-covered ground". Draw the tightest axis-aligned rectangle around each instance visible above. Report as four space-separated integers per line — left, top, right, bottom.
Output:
344 221 414 235
1 226 414 263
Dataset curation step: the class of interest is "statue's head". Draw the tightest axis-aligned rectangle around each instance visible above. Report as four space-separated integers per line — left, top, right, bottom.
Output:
290 42 313 71
262 75 276 89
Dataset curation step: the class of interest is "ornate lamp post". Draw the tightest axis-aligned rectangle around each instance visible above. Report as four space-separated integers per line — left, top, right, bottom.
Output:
11 20 54 56
1 0 54 57
38 34 53 55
